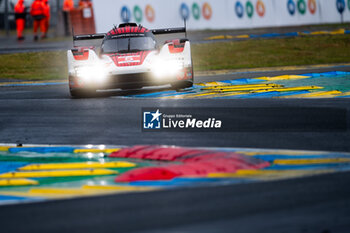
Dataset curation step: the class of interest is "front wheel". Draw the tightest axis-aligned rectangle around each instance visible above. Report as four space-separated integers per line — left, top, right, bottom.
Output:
69 88 97 98
171 81 193 90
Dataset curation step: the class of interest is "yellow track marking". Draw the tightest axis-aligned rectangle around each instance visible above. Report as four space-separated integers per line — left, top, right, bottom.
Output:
201 83 281 90
28 188 106 196
257 75 310 81
0 186 151 199
208 169 333 180
198 81 227 87
0 191 60 199
82 185 156 192
1 186 155 199
205 35 226 40
25 186 155 198
214 86 321 93
162 91 250 99
205 34 250 40
330 29 345 35
0 146 10 151
273 158 350 165
310 31 329 35
164 86 322 99
254 86 323 93
19 161 135 171
0 169 118 178
73 148 120 153
339 91 350 96
234 34 250 38
206 86 279 92
0 179 38 186
303 90 342 97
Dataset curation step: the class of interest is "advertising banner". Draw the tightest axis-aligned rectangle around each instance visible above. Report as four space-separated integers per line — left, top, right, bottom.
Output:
92 0 350 32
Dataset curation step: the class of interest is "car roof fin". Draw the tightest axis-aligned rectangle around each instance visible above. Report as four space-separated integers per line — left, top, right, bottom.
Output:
118 23 137 28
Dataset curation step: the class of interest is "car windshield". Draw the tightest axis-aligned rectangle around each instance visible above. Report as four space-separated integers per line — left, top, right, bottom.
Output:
102 37 156 53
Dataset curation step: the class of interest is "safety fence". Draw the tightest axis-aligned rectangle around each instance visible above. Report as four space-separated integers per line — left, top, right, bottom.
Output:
93 0 350 32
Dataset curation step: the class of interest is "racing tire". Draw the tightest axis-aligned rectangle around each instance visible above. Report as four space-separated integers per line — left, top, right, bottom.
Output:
171 81 193 90
69 88 97 98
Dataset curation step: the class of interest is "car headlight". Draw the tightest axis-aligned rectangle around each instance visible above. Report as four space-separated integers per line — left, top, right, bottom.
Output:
152 60 183 78
75 64 108 84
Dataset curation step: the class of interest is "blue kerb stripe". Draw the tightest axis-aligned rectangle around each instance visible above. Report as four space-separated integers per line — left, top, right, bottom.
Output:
284 32 298 37
129 90 177 98
249 34 260 38
192 85 202 88
254 155 350 162
320 71 339 76
277 90 310 96
336 95 350 98
302 71 350 77
230 91 284 99
260 33 282 38
8 147 76 153
302 73 322 77
128 177 245 187
0 162 28 173
219 78 263 85
289 71 350 78
264 163 350 170
0 195 40 201
236 90 312 99
215 30 341 40
335 71 350 75
173 177 226 182
157 90 199 98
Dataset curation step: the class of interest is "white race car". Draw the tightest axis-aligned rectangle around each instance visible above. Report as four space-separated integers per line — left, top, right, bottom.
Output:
67 23 193 97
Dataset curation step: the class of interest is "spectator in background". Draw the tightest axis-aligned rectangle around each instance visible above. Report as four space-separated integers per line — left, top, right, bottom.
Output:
78 0 92 9
14 0 26 41
42 0 50 39
63 0 74 36
30 0 45 41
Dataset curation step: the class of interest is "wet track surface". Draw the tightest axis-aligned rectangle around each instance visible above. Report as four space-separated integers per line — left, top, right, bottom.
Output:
0 68 350 233
1 67 350 152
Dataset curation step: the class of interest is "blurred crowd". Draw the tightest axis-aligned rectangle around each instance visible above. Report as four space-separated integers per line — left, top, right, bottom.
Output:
13 0 93 41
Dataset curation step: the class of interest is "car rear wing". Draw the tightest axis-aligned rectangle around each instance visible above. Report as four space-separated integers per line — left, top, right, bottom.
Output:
72 21 187 43
73 27 186 40
151 27 186 35
73 33 106 41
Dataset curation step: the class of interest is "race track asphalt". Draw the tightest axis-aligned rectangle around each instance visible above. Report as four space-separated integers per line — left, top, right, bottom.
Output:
1 170 349 233
0 66 349 152
0 67 350 233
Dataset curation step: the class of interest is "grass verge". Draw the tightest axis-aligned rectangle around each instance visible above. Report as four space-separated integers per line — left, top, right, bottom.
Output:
192 34 350 71
0 34 349 81
0 51 67 81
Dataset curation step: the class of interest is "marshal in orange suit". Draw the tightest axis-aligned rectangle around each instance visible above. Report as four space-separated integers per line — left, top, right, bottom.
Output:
14 0 26 41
